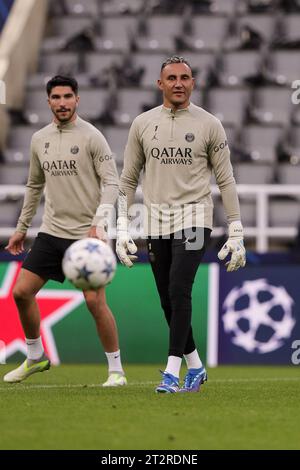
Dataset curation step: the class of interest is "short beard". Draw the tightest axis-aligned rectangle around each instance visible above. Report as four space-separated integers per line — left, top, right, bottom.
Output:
54 108 76 123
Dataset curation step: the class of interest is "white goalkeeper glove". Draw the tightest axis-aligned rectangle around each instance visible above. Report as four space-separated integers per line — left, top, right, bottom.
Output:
116 216 138 268
218 221 246 272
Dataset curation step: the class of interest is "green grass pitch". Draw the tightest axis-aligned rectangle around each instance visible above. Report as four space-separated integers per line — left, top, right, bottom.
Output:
0 364 299 450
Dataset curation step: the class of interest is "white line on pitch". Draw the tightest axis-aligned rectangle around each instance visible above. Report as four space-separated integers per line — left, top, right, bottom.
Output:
0 376 300 391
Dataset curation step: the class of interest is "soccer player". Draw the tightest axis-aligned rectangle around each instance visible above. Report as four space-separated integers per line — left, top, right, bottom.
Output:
116 56 246 393
4 75 127 387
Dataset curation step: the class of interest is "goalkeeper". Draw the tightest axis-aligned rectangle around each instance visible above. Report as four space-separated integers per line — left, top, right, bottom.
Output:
116 56 246 393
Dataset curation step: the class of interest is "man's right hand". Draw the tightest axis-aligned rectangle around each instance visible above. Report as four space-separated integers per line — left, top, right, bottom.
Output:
116 217 137 268
5 232 26 255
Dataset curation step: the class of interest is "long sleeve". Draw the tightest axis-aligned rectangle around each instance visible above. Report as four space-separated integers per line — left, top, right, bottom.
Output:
16 136 45 233
119 118 145 211
208 119 241 224
89 132 119 227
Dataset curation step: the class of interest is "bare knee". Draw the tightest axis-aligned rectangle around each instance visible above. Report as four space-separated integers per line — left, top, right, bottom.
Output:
12 269 45 304
13 285 35 303
84 290 108 318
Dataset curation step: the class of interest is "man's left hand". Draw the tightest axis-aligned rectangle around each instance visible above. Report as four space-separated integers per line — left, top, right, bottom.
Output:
218 221 246 272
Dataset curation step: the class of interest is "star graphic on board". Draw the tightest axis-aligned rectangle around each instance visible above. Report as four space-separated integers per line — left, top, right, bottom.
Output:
0 262 84 365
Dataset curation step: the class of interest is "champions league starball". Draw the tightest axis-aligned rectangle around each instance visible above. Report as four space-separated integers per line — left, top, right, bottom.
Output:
62 238 116 290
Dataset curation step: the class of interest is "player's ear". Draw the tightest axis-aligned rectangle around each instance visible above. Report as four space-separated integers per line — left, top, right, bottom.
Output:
76 95 80 107
157 79 163 91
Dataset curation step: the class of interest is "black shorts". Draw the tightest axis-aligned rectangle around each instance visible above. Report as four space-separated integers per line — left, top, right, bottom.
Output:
22 232 77 283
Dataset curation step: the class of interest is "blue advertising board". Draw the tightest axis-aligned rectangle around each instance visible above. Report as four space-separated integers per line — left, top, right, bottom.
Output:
218 266 300 364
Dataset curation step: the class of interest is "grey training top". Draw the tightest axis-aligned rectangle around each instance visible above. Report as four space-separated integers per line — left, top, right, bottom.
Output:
16 116 119 239
119 102 241 236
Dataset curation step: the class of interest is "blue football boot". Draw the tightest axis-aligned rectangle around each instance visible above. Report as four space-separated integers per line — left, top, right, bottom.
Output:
156 370 179 393
179 367 207 393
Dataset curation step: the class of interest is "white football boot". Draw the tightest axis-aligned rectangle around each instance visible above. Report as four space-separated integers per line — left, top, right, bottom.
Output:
3 354 51 383
102 372 127 387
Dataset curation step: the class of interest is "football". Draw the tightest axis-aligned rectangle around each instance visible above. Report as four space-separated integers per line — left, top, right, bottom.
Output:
62 238 117 290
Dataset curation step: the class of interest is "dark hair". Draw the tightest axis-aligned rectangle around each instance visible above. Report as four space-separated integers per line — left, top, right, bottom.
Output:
46 75 78 96
161 56 192 72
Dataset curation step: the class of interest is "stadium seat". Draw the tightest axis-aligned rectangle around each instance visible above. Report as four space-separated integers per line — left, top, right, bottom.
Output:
206 88 250 125
277 13 300 43
128 53 166 88
31 203 45 228
0 201 21 227
240 125 283 163
27 73 92 89
192 16 228 51
7 126 39 151
219 51 262 86
277 164 300 185
223 125 237 148
84 52 122 77
237 13 275 41
102 126 129 165
116 89 156 124
181 51 216 83
41 37 69 53
269 51 300 85
94 17 138 51
4 126 40 164
249 86 293 125
214 198 256 227
269 199 300 227
276 124 300 164
4 149 29 165
49 16 94 37
0 165 29 185
39 52 79 74
136 16 182 51
99 0 143 16
60 0 99 16
239 200 257 227
233 163 275 184
209 0 238 14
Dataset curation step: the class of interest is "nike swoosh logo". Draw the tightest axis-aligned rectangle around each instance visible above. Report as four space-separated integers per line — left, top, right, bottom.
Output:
25 360 49 372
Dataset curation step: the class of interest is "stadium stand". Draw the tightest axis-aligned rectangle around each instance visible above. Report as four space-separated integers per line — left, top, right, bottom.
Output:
1 0 300 251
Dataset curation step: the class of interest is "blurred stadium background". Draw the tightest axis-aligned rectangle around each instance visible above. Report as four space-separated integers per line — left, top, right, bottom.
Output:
0 0 300 369
1 0 300 452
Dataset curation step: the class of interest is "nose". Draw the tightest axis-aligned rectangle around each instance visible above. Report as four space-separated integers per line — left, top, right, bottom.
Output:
174 79 183 88
57 97 68 107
